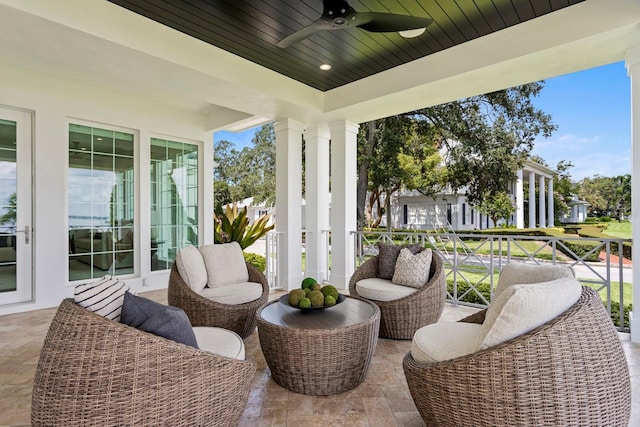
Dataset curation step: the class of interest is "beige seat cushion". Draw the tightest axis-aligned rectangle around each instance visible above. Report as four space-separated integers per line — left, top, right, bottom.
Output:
199 281 263 305
411 322 482 363
175 246 207 293
495 262 575 299
192 327 245 360
199 242 249 287
355 278 416 302
479 277 582 349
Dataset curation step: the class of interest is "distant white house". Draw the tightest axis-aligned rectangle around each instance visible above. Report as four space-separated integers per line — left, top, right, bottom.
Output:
234 160 565 232
562 194 590 223
383 159 558 231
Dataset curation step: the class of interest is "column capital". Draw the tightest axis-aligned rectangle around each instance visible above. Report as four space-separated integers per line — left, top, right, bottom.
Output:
329 120 360 136
303 126 331 140
625 46 640 74
274 118 305 134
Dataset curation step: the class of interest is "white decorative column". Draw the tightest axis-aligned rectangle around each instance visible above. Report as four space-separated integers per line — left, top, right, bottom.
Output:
329 120 359 290
516 169 524 228
274 119 304 291
538 175 546 228
626 48 640 343
547 177 555 227
303 126 330 283
528 172 536 228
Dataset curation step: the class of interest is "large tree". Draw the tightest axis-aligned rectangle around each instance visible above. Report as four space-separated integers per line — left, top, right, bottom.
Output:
357 82 556 229
577 174 631 219
214 124 276 213
357 116 446 228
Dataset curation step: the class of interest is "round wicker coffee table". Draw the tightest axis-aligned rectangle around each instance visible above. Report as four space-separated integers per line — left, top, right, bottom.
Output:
256 295 380 395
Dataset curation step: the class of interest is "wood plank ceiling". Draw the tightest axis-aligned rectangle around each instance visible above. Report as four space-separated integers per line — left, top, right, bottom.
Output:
107 0 584 91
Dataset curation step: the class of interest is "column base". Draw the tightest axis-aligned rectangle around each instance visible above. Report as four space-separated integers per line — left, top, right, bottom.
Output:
328 273 350 291
630 311 640 344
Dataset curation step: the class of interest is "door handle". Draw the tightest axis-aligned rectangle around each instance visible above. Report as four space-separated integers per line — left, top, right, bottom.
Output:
16 225 29 244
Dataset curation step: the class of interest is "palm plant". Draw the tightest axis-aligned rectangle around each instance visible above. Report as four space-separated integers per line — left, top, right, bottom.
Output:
214 202 274 249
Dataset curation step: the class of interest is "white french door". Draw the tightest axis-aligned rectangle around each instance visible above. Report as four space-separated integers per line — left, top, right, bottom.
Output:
0 107 33 305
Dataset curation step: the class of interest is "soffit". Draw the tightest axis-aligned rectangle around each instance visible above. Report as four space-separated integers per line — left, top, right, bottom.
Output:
106 0 584 91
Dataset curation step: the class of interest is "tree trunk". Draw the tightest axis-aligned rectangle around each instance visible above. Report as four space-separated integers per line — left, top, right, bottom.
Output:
357 121 377 230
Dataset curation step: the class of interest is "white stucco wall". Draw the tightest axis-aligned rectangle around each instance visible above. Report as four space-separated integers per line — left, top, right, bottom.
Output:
0 63 214 315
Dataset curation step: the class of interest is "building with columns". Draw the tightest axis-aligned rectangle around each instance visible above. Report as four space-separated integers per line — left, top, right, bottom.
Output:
1 0 639 344
389 159 557 230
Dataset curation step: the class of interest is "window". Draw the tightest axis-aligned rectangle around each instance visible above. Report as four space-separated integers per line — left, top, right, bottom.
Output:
68 124 135 281
150 138 198 271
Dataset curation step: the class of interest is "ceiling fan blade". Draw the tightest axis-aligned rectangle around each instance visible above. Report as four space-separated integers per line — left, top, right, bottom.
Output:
277 18 335 48
354 12 433 33
276 0 432 48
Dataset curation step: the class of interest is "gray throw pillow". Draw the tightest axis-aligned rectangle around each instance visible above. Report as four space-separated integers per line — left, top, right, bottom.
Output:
377 242 423 280
120 291 198 348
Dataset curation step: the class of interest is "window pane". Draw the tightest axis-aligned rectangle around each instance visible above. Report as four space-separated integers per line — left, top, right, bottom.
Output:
69 123 135 281
150 138 198 271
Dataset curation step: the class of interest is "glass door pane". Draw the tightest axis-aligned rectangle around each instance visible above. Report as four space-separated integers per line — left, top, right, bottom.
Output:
68 123 135 281
0 108 32 305
150 138 199 271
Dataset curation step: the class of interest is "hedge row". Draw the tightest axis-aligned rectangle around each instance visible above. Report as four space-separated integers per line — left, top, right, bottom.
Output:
572 226 632 261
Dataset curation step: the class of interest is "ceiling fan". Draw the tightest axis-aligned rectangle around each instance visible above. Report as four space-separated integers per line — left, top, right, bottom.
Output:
277 0 433 48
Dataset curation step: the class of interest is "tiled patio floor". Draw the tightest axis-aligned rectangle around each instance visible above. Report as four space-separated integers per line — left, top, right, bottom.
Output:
1 289 638 426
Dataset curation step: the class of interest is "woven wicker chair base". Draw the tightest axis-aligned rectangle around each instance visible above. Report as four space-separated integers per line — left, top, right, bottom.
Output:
32 299 256 427
402 287 632 427
349 252 446 339
168 262 269 338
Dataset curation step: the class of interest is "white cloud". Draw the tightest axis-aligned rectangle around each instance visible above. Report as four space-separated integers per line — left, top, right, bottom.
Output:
531 133 629 180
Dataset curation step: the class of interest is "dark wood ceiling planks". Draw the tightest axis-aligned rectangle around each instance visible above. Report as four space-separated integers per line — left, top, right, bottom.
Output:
107 0 584 91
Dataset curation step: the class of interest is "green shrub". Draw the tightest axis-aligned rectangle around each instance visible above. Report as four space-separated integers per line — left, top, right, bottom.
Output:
610 301 632 328
243 252 266 272
556 240 601 262
599 216 613 222
446 279 492 305
576 226 632 261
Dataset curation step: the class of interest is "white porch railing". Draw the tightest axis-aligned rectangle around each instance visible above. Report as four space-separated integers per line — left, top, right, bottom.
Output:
263 229 632 332
353 231 632 332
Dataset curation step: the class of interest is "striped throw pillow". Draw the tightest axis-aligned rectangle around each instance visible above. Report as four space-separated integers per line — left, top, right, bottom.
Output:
74 275 129 321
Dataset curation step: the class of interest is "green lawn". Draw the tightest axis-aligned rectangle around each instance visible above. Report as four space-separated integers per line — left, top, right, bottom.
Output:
442 239 561 261
602 221 632 239
445 266 632 308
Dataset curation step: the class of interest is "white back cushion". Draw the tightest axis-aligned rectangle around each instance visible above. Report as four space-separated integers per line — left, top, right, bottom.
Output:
175 246 207 293
495 262 575 299
479 277 582 350
199 242 248 287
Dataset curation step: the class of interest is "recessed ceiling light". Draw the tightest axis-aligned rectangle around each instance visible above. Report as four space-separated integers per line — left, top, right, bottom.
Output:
319 64 332 71
399 28 426 38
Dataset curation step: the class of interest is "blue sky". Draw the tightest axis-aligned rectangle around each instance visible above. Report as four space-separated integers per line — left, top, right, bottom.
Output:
530 61 630 181
214 61 631 182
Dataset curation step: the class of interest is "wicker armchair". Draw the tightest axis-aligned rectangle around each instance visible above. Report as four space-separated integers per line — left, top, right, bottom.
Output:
348 252 446 339
168 262 269 338
32 298 256 427
403 287 632 427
